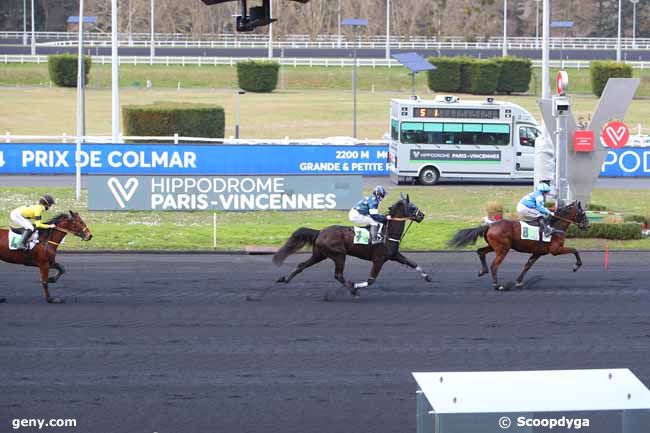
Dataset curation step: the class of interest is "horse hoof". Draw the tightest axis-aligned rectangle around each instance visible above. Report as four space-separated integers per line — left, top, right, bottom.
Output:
276 276 287 283
478 270 487 278
493 285 507 291
47 277 57 284
424 275 433 283
573 265 581 272
515 282 525 289
0 298 6 304
47 297 65 304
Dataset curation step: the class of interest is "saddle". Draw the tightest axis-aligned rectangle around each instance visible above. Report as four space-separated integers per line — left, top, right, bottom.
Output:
10 227 26 235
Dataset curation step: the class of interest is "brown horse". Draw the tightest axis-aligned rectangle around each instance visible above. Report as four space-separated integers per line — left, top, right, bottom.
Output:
448 201 589 291
0 211 93 303
273 194 432 298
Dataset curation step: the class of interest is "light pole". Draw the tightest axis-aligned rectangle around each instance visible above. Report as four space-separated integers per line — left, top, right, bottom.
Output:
268 0 273 58
342 18 368 139
111 0 120 142
616 0 622 62
23 0 27 45
75 0 86 201
385 0 390 60
502 0 507 57
337 0 341 48
535 0 541 49
541 0 550 99
631 0 638 47
235 90 245 139
150 0 155 58
30 0 35 55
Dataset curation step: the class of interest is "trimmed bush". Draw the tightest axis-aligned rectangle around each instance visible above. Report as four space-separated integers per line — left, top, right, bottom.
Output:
457 57 476 93
495 56 532 94
567 223 642 240
48 54 91 87
624 214 648 224
587 203 608 211
470 60 501 94
590 61 633 97
122 102 225 139
236 60 279 93
426 57 461 92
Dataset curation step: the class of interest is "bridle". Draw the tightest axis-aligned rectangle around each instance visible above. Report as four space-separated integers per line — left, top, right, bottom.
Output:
551 205 586 228
47 221 92 247
385 202 423 244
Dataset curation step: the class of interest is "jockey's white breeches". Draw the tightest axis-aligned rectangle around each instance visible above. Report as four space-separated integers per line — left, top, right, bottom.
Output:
349 209 379 226
10 209 34 231
516 203 544 220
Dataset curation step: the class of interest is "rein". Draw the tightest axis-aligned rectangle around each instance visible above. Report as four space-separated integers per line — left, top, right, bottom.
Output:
551 212 580 227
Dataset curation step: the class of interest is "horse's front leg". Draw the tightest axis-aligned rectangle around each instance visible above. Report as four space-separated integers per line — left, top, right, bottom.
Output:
550 244 582 272
390 253 432 282
48 262 66 284
349 259 386 297
39 263 64 304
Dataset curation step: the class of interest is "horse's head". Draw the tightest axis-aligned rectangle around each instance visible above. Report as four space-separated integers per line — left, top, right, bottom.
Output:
556 201 589 230
389 193 425 223
50 211 93 241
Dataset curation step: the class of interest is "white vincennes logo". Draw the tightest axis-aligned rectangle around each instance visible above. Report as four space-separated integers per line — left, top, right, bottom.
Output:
413 151 420 158
107 177 139 208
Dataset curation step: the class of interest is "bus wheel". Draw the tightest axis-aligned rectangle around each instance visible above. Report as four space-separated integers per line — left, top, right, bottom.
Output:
418 167 440 185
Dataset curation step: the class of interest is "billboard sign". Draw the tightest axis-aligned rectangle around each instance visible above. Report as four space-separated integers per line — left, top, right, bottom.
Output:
88 175 362 211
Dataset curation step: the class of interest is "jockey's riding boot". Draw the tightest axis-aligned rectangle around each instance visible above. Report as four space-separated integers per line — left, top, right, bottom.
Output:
369 225 381 245
538 217 553 237
19 229 34 250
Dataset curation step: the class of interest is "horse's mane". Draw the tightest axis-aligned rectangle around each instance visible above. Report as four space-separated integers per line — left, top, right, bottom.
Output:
45 213 70 225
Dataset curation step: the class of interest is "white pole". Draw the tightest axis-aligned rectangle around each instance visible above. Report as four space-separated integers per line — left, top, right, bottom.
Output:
535 0 540 49
541 0 550 99
268 0 273 58
111 0 120 142
385 0 390 60
502 0 507 57
30 0 35 55
75 0 85 201
23 0 27 45
150 0 155 58
616 0 622 62
631 0 638 49
337 0 341 48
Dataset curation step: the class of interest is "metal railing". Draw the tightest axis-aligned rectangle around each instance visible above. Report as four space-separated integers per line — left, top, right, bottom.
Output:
3 54 650 69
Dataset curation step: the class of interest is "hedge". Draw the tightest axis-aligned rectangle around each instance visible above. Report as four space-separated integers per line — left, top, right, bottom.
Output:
495 57 531 94
48 54 91 87
457 57 476 93
236 60 279 93
590 61 633 97
122 102 225 139
567 223 642 240
470 60 501 95
426 57 461 92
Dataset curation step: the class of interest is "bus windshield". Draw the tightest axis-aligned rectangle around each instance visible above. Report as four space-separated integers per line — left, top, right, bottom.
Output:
399 122 511 146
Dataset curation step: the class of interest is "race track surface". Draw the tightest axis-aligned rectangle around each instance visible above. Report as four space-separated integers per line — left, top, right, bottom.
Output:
2 252 650 433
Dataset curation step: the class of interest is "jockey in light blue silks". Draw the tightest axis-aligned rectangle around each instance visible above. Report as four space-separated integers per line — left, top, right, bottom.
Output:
349 185 390 244
516 183 556 237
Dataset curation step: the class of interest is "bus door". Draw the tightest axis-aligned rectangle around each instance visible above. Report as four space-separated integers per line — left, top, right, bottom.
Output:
515 124 540 172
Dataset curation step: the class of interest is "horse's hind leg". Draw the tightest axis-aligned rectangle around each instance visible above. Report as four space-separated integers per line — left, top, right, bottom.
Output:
276 250 326 283
48 262 65 284
477 246 493 277
349 260 385 297
490 249 509 291
515 254 541 288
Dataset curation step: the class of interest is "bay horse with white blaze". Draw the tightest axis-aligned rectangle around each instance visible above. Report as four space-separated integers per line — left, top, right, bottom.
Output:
0 211 92 303
448 201 589 291
273 194 432 298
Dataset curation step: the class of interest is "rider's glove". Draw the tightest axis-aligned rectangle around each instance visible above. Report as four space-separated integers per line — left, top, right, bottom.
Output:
386 215 392 220
49 224 56 228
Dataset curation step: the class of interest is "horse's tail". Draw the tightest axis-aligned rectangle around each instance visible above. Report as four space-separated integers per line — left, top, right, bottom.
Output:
273 227 320 266
447 225 490 248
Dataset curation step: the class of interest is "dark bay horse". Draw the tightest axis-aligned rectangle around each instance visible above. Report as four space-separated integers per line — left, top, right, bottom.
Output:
448 201 589 291
273 194 432 298
0 211 92 303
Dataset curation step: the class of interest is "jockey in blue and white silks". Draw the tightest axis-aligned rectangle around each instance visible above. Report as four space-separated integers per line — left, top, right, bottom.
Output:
349 185 389 244
516 183 555 236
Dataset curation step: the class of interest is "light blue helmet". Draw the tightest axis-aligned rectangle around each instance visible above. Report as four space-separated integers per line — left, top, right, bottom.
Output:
374 185 387 200
536 183 551 193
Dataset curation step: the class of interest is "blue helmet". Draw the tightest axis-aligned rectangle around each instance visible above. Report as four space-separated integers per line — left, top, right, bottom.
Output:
536 183 551 193
374 185 387 200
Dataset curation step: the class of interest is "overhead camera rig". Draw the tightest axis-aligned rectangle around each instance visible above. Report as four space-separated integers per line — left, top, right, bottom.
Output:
200 0 310 32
